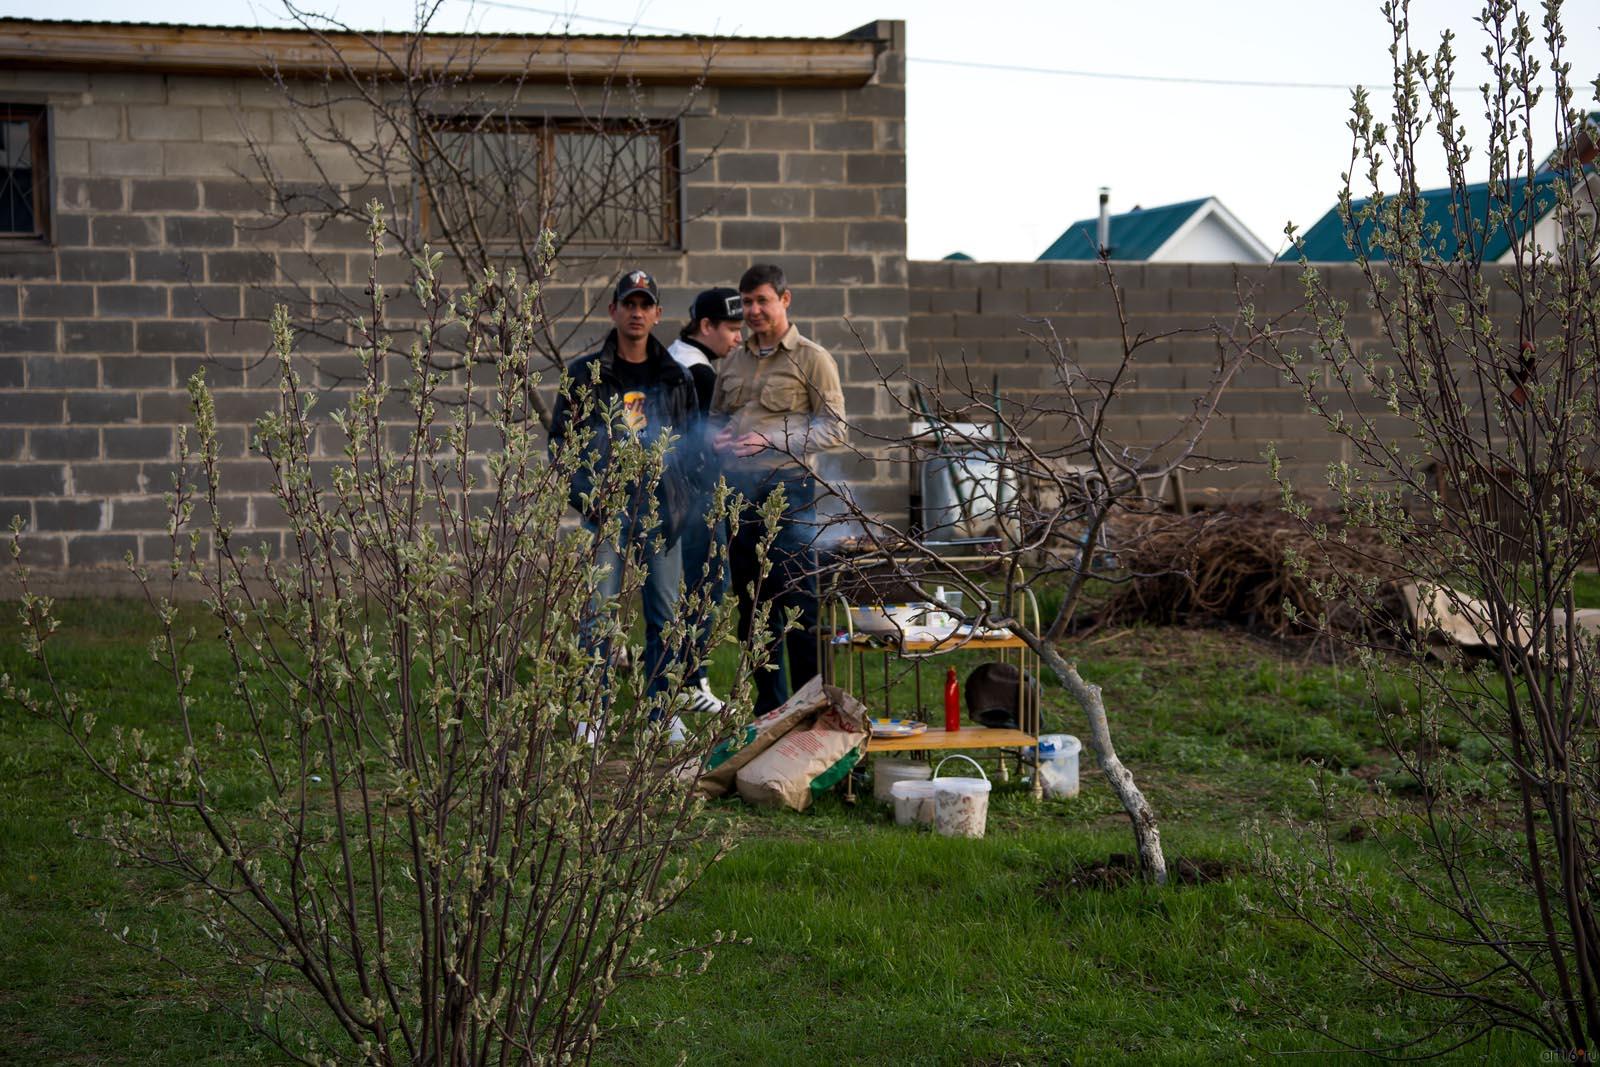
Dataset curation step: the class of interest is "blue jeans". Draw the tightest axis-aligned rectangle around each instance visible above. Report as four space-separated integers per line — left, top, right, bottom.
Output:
727 470 818 715
677 493 729 683
583 523 684 709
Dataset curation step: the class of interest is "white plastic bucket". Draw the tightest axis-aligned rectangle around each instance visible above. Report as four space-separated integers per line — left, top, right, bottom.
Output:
874 758 932 803
1037 734 1081 799
891 779 939 826
932 755 992 838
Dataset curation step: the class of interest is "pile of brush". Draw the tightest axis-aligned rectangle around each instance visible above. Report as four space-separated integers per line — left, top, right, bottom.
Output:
1089 501 1405 638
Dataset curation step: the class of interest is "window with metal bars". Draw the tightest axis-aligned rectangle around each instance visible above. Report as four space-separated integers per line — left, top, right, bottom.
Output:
421 116 678 249
0 105 48 240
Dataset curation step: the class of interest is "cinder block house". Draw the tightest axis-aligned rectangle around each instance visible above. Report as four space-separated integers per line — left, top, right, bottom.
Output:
0 17 909 580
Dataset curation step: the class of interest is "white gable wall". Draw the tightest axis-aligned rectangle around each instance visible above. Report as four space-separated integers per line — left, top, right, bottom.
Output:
1494 174 1599 263
1494 211 1564 263
1149 216 1268 262
1148 200 1274 263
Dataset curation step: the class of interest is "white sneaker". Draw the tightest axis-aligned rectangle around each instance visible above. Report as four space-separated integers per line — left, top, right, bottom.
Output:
644 714 688 744
682 678 725 715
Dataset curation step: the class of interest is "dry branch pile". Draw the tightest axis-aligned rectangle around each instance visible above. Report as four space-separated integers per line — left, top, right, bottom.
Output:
1091 502 1405 638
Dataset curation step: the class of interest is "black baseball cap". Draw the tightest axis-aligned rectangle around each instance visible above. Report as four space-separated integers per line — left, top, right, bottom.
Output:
613 269 659 305
689 287 744 325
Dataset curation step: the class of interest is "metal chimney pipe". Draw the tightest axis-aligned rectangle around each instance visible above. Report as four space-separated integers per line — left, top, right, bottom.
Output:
1097 187 1111 256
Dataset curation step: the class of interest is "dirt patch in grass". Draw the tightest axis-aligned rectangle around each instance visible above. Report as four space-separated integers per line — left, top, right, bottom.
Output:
1349 762 1387 783
1037 853 1242 895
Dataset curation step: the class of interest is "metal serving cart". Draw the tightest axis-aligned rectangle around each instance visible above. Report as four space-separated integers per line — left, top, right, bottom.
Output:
818 552 1044 800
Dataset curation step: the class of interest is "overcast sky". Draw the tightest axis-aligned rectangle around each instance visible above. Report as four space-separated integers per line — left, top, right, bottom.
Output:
7 0 1599 260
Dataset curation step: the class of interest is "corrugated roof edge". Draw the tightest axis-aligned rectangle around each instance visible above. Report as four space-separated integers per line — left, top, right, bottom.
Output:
0 17 889 86
0 15 869 43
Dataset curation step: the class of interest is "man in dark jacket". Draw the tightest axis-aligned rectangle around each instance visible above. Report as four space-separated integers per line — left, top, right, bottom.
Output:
548 269 702 728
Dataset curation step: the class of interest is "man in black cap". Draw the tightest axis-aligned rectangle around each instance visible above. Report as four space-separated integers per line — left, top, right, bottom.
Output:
549 269 703 734
669 287 744 412
667 288 745 715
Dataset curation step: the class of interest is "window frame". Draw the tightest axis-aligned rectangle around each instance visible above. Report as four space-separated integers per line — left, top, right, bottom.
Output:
0 103 51 243
419 114 680 251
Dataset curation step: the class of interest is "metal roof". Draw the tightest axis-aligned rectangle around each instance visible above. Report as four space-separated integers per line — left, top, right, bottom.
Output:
0 15 856 43
1037 198 1211 261
0 17 884 85
1284 172 1567 263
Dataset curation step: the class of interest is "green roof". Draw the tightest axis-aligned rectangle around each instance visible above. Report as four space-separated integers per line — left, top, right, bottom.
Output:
1284 172 1566 262
1037 198 1210 261
942 250 974 261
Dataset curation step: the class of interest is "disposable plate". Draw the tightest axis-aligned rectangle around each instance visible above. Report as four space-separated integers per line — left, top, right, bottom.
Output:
870 718 928 738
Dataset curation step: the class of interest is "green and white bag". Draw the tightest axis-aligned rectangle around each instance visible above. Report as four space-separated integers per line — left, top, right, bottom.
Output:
697 676 831 798
734 692 870 811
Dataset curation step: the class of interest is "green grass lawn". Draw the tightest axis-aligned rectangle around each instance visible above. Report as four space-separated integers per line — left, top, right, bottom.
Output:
0 600 1549 1064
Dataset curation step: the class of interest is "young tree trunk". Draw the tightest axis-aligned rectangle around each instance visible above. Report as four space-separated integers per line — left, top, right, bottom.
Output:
1035 641 1167 884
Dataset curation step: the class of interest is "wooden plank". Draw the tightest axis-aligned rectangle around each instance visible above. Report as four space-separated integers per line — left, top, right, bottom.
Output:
0 20 881 86
867 727 1034 753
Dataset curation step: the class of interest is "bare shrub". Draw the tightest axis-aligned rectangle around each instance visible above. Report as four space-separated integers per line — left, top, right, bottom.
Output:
5 205 765 1064
1250 0 1600 1054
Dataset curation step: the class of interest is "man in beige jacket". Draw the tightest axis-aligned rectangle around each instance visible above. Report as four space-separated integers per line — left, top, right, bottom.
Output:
711 263 846 714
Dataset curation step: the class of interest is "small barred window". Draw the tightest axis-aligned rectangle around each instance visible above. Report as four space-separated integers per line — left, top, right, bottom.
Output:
421 115 678 249
0 105 48 239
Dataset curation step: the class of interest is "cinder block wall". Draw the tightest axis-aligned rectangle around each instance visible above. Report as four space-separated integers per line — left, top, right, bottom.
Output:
908 259 1398 501
0 21 908 583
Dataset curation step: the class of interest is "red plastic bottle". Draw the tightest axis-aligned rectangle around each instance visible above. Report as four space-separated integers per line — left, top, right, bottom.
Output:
944 667 961 733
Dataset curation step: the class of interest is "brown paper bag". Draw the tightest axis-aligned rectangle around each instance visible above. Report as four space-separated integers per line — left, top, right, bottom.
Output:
734 688 870 811
696 675 830 798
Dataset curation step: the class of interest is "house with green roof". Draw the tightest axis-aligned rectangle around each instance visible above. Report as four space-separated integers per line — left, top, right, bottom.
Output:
1286 112 1599 263
1283 172 1578 263
1038 196 1272 263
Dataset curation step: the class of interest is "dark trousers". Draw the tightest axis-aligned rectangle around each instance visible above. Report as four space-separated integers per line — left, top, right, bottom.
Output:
677 492 729 683
728 470 819 715
581 521 683 713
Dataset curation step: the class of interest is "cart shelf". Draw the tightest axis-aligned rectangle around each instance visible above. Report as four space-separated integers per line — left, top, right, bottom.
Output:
866 726 1036 754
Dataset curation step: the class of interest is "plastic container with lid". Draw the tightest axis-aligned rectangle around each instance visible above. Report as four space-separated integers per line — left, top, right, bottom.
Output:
890 779 939 826
873 758 932 803
1036 733 1081 799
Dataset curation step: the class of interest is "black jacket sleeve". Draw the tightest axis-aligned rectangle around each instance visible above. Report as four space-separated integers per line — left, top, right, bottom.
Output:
688 362 716 414
676 365 716 493
548 362 598 517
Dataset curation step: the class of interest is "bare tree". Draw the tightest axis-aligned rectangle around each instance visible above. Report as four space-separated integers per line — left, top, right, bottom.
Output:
1251 0 1600 1055
805 262 1256 884
235 1 723 427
